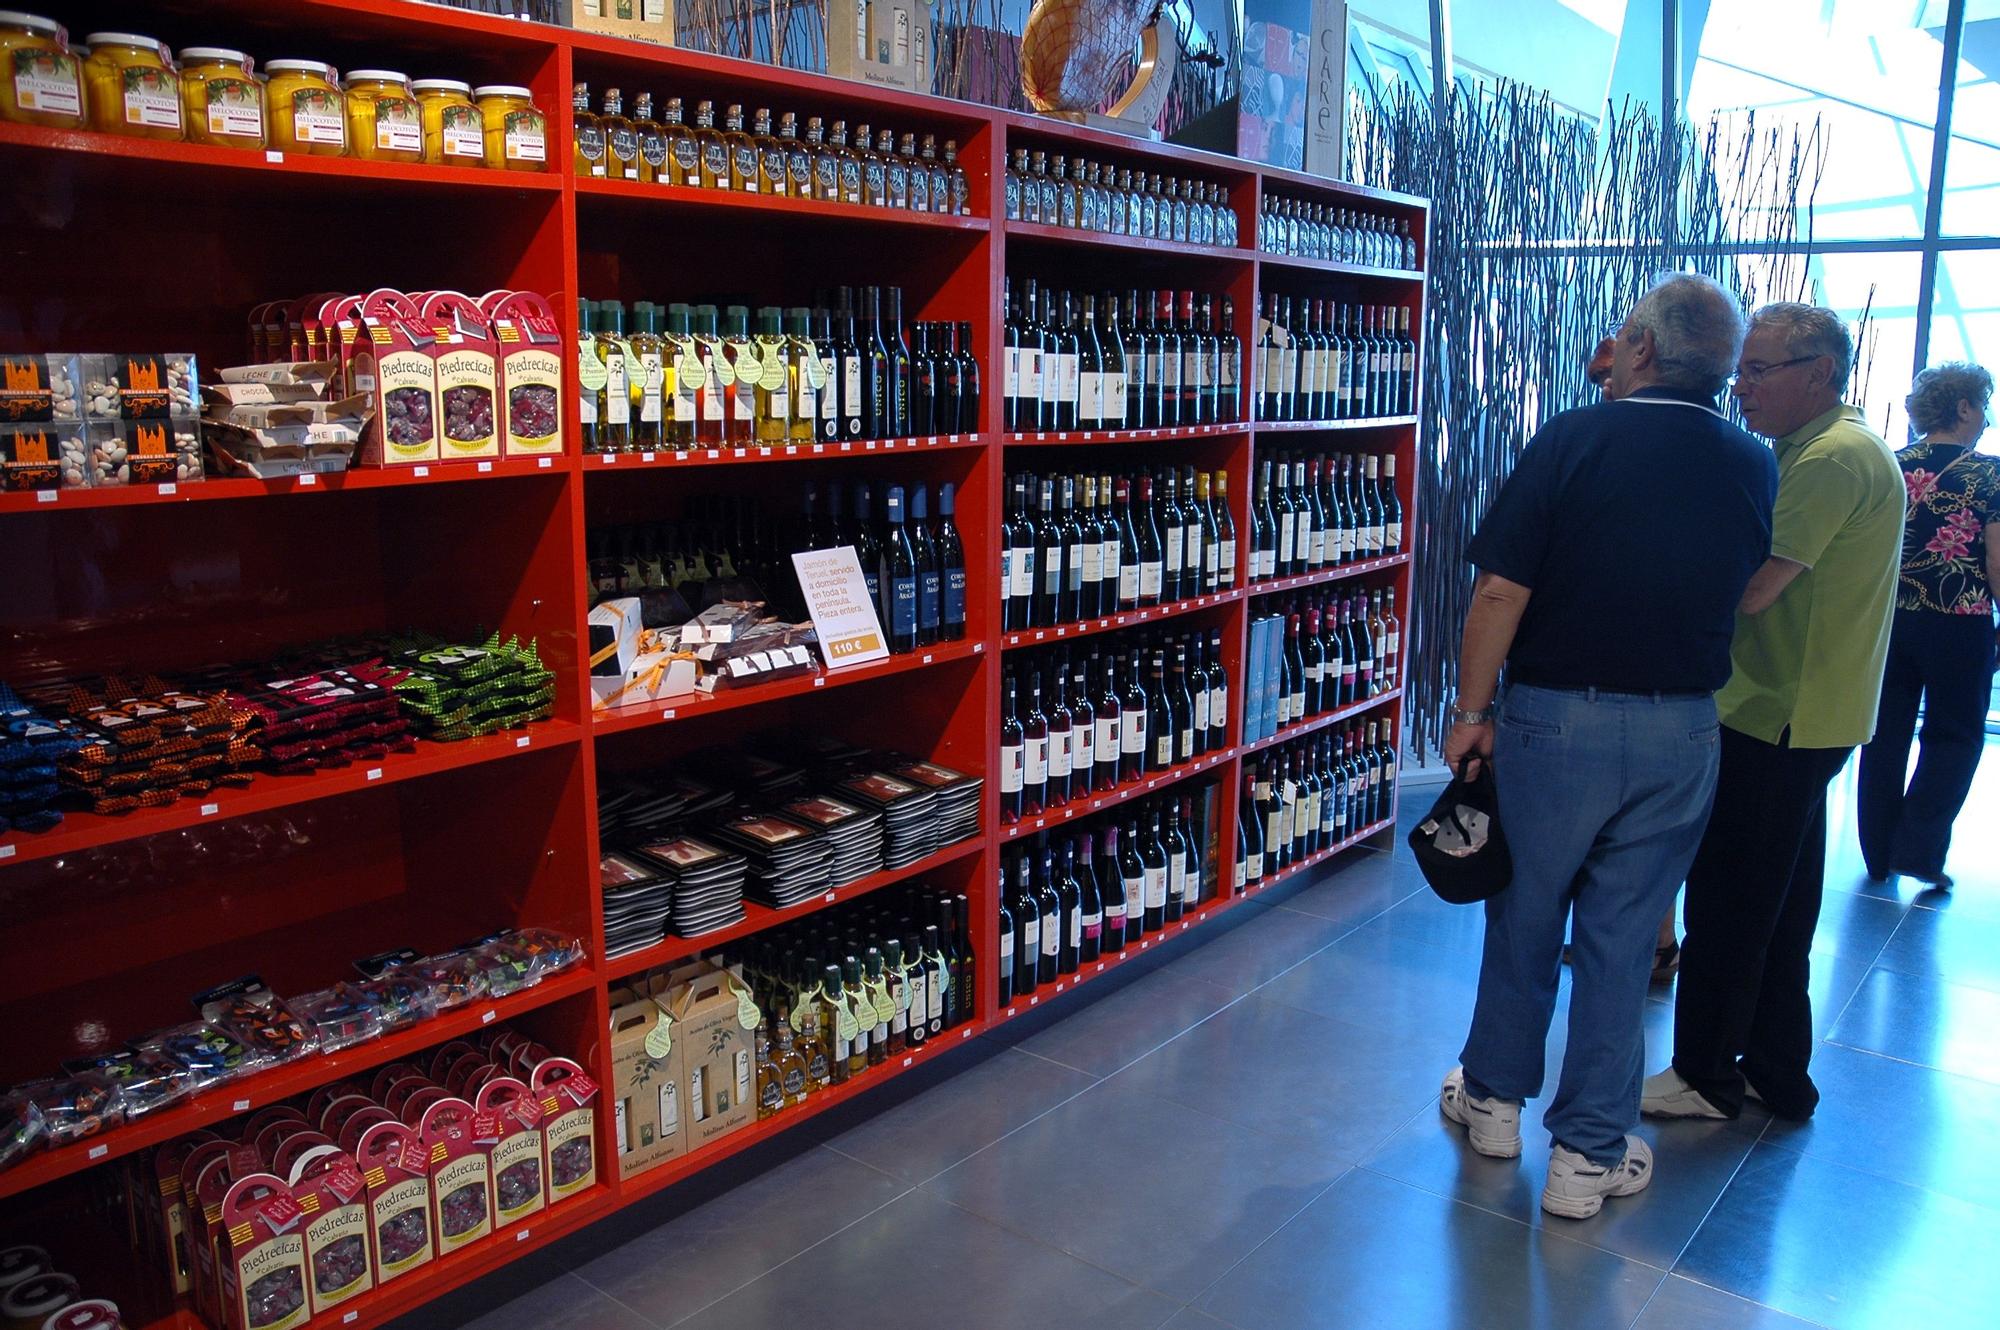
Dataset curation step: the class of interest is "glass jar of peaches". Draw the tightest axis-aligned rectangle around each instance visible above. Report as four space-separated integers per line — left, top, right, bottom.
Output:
264 58 345 156
0 11 83 129
178 48 263 150
82 32 183 140
474 84 546 172
344 69 421 163
412 78 484 168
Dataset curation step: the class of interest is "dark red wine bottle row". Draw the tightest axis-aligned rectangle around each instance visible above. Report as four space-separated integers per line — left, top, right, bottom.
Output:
1004 278 1243 432
1247 449 1402 583
1239 726 1397 892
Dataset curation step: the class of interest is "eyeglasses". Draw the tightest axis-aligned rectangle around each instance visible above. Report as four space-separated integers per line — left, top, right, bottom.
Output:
1731 356 1816 386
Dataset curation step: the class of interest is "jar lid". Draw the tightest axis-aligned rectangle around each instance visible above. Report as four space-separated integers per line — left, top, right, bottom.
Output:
43 1300 120 1330
0 1273 77 1318
411 78 472 94
0 12 63 38
81 32 164 51
178 47 251 66
345 69 411 85
264 59 335 77
473 85 532 99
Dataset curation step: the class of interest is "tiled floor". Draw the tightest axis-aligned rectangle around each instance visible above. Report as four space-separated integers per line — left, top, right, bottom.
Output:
399 751 2000 1330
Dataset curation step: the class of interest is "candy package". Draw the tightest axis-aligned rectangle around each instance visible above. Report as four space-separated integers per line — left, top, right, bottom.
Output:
61 1048 194 1119
16 1072 125 1146
140 1021 273 1093
357 971 439 1031
196 977 320 1065
497 927 586 982
0 1093 46 1172
288 984 384 1055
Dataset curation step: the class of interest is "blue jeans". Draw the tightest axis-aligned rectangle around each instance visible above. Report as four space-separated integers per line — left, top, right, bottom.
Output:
1461 684 1720 1165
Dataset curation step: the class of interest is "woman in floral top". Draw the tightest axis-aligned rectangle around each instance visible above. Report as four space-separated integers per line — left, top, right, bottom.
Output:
1857 362 1997 887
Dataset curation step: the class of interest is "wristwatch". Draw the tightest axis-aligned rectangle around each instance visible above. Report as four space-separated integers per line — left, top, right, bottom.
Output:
1450 701 1495 725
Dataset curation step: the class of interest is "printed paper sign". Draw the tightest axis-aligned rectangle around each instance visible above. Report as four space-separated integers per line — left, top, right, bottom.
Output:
792 545 890 669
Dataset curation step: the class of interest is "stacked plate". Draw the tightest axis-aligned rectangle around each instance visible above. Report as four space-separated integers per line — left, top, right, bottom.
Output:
779 793 885 886
634 834 748 937
833 771 939 869
600 850 673 959
597 774 689 846
887 758 982 847
708 811 833 909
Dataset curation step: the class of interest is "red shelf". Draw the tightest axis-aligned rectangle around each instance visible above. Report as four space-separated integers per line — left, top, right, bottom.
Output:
1241 688 1405 757
1252 817 1399 894
0 722 580 868
0 456 568 515
605 836 985 980
0 966 597 1204
1003 220 1248 263
1252 416 1419 433
579 176 989 232
583 434 985 473
592 639 983 736
999 897 1237 1019
1002 422 1247 446
1246 552 1412 595
999 745 1239 843
0 121 562 193
1256 251 1425 281
1001 588 1243 650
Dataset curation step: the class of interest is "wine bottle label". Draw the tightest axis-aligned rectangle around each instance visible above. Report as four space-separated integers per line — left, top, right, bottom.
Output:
1009 547 1034 596
1140 560 1162 599
1234 857 1247 891
1163 525 1183 576
1022 348 1042 398
1026 737 1048 786
1073 723 1093 773
1040 913 1060 958
1119 562 1140 605
919 569 941 625
1247 850 1264 880
1105 901 1126 924
891 575 916 639
1066 540 1084 590
1095 715 1117 758
1386 521 1402 549
1082 911 1102 940
1020 915 1039 954
1220 538 1236 578
1041 545 1063 593
1050 728 1070 780
1212 681 1227 727
1144 866 1168 909
999 933 1015 970
1122 709 1146 755
945 567 966 626
1277 513 1295 562
1081 537 1103 586
1069 908 1082 949
1183 350 1202 390
1102 374 1126 422
1000 741 1023 793
604 352 631 425
1193 689 1210 735
1290 686 1305 717
1078 370 1101 423
1154 733 1174 768
1178 726 1193 758
1058 353 1080 407
1005 347 1020 399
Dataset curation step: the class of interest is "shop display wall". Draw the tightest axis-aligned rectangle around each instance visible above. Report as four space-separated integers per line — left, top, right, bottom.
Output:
0 4 1425 1327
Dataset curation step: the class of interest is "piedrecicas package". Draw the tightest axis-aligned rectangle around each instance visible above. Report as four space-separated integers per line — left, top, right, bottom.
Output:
474 1076 546 1227
353 289 441 467
528 1056 598 1202
354 1119 432 1284
217 1173 311 1330
286 1145 374 1316
421 291 500 462
480 289 563 457
418 1097 492 1255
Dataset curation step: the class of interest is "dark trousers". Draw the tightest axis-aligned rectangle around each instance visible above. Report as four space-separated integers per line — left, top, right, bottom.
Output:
1672 725 1850 1120
1856 609 1995 879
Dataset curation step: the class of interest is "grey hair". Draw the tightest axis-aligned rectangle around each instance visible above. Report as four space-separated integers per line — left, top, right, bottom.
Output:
1907 362 1994 435
1748 302 1855 391
1624 273 1745 396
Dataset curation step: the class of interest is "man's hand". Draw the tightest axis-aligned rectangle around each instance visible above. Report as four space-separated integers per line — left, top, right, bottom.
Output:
1443 719 1495 781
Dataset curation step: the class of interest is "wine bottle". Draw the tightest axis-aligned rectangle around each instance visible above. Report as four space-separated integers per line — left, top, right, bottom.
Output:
1139 808 1169 932
1094 648 1122 792
1022 666 1049 816
1078 294 1105 432
1120 645 1148 784
934 482 966 639
1134 473 1165 606
1097 825 1127 951
995 885 1015 1008
1076 832 1104 964
1058 474 1085 624
1035 475 1064 627
1241 772 1265 890
1054 839 1081 975
1000 671 1024 824
1068 654 1096 798
1147 647 1175 773
1005 474 1034 632
1100 293 1128 431
1011 854 1040 998
909 483 941 647
882 485 919 653
1046 662 1073 809
1032 846 1061 986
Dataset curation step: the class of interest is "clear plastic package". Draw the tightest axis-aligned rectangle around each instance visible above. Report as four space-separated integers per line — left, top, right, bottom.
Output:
60 1049 193 1119
199 980 320 1065
16 1072 125 1146
496 927 585 982
288 983 385 1054
404 951 489 1010
0 1093 46 1173
139 1021 272 1093
358 970 439 1031
78 353 199 418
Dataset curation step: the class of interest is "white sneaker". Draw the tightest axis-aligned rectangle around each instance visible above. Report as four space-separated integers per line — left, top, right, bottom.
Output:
1541 1136 1653 1219
1641 1067 1728 1120
1439 1067 1522 1158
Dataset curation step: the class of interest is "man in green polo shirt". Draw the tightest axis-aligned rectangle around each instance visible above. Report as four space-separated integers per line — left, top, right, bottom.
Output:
1645 303 1903 1124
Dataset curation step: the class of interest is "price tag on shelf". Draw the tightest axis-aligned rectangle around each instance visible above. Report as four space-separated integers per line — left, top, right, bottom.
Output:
759 447 771 456
413 466 430 477
539 457 553 468
0 846 14 860
35 491 55 503
344 1314 359 1325
865 441 877 450
921 653 933 664
601 453 617 464
1055 982 1065 993
158 482 176 496
813 677 825 687
366 768 382 782
641 452 655 463
1096 962 1105 973
840 441 851 451
298 473 317 487
961 1027 972 1039
233 1098 252 1111
481 1009 497 1025
516 1229 531 1242
88 1144 107 1160
973 642 985 653
515 736 530 748
903 1056 914 1068
824 890 836 902
201 802 219 816
265 149 283 163
813 444 824 453
706 449 719 459
477 461 492 473
785 446 797 455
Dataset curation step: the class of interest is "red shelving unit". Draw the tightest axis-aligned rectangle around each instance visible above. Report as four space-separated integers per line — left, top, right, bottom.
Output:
0 8 1425 1327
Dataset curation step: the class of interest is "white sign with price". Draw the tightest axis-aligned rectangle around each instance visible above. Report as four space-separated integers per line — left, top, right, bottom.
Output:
792 546 890 670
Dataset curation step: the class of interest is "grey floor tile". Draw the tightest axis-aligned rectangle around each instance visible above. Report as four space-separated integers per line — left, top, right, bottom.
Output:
993 968 1241 1077
1160 1311 1240 1330
1153 898 1359 994
1255 924 1485 1045
571 1145 910 1325
926 1077 1349 1301
1806 889 1906 963
432 1274 660 1330
1807 953 1874 1042
1366 1107 1759 1269
1112 994 1443 1162
1874 905 2000 994
1676 1143 2000 1330
1196 1168 1665 1330
1264 850 1427 926
1364 887 1495 959
1761 1041 2000 1212
671 1188 1180 1330
1634 1276 1831 1329
1826 964 2000 1086
813 1044 1097 1184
